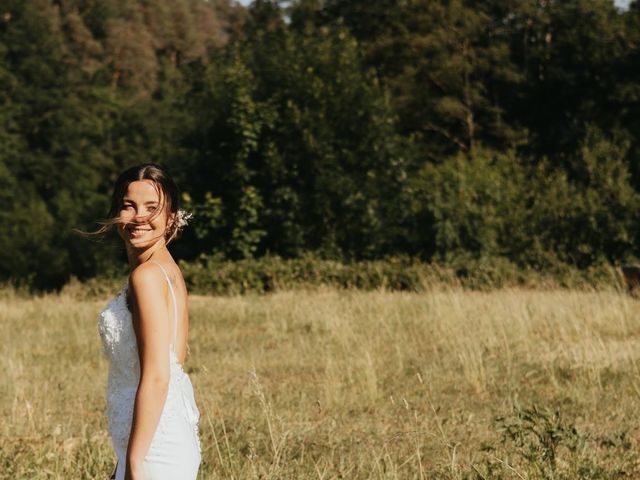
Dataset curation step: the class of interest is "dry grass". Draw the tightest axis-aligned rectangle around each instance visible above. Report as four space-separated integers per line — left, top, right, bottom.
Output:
2 285 640 479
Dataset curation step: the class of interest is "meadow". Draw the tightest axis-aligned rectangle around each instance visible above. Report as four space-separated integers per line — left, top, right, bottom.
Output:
2 285 640 479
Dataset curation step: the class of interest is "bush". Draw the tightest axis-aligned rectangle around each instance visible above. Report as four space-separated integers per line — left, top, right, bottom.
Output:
178 253 623 296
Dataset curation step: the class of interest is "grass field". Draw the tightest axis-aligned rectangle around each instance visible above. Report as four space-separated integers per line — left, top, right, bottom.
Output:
2 285 640 479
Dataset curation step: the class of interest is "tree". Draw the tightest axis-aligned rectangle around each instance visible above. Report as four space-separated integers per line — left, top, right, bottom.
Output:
181 0 410 260
322 0 526 160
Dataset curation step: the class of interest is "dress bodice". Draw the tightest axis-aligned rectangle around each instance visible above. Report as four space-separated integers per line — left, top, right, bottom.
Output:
98 270 201 460
99 284 140 390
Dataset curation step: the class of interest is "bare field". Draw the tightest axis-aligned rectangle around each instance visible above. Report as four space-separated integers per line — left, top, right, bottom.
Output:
2 286 640 479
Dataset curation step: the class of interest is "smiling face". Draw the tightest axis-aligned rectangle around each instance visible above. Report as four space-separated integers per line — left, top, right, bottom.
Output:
116 180 174 249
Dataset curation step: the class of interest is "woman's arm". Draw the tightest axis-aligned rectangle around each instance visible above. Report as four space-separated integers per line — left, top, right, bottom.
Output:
125 263 172 478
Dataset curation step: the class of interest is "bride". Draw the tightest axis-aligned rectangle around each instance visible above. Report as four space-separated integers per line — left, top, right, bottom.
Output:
92 163 201 480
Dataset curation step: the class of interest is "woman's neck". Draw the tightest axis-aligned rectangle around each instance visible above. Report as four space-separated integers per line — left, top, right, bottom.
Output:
126 242 169 270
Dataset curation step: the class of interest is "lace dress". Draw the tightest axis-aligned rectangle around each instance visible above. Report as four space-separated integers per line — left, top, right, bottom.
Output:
98 261 201 480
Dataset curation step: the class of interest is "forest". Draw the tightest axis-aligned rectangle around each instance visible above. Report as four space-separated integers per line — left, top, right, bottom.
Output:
1 0 639 289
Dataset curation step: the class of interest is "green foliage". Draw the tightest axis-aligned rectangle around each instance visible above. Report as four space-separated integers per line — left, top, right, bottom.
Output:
410 132 639 269
0 0 239 286
533 127 639 267
179 253 435 295
323 0 528 159
229 185 267 258
1 0 640 289
511 0 632 160
467 405 633 479
173 254 619 296
412 148 523 260
181 1 408 260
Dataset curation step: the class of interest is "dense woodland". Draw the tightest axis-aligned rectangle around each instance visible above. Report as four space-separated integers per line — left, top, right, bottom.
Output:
1 0 639 289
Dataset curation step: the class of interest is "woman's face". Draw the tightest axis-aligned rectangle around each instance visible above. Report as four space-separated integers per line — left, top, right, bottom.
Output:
117 180 173 248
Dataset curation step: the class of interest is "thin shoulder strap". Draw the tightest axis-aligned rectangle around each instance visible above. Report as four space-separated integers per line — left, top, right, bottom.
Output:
149 261 178 353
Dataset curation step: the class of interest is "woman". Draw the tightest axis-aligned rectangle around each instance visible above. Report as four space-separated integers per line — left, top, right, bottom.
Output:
93 164 201 480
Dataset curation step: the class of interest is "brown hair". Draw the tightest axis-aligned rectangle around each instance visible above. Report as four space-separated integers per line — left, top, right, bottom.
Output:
75 163 183 245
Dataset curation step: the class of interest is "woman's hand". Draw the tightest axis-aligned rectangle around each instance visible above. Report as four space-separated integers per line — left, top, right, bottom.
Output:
124 458 145 480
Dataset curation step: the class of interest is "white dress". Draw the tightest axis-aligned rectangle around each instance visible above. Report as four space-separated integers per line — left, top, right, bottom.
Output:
98 261 201 480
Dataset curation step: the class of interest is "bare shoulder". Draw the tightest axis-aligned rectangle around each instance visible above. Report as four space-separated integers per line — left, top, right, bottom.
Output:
129 261 167 296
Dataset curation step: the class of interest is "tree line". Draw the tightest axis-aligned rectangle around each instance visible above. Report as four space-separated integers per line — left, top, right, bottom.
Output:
0 0 639 289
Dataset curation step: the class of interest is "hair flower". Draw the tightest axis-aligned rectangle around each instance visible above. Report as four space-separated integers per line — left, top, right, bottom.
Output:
176 209 194 228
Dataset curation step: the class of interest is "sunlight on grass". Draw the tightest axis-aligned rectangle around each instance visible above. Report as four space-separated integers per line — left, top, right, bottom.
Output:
1 286 640 478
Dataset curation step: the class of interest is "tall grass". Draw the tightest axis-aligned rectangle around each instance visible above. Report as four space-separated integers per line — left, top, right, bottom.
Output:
1 285 639 478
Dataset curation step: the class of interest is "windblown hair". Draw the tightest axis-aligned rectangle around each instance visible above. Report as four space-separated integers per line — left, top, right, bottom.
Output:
75 163 184 245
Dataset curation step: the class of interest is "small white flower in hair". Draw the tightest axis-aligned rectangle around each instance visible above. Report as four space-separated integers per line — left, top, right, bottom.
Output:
175 209 193 228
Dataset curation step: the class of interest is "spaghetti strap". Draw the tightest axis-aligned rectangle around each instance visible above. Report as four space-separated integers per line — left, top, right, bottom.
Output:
149 261 178 353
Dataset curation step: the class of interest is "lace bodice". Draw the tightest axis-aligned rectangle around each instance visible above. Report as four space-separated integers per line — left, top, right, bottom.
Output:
98 268 201 458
